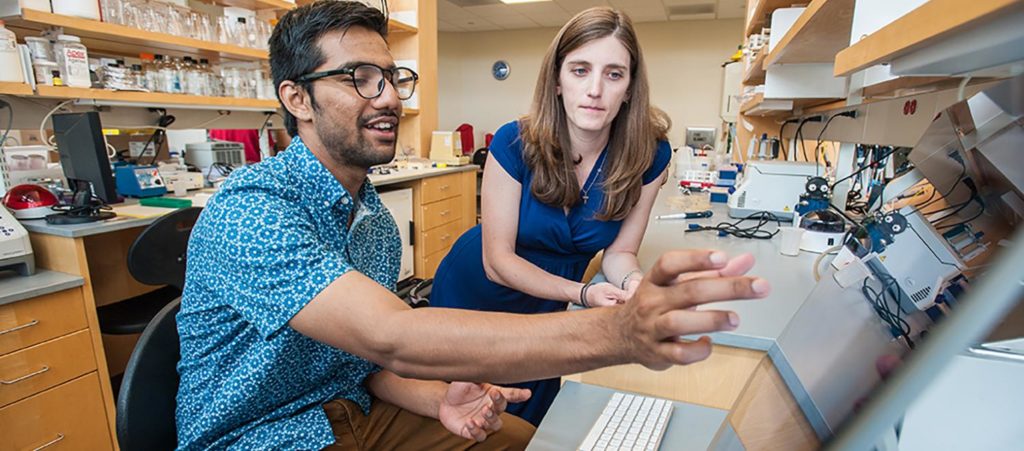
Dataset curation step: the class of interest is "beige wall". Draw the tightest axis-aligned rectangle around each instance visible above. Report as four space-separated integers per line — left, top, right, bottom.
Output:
438 19 744 149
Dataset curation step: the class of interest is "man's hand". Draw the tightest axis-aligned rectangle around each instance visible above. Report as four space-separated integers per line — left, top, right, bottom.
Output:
587 282 628 307
615 250 771 371
439 382 531 442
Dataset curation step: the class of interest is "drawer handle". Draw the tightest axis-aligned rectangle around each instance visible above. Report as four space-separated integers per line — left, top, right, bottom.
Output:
0 319 39 335
1 366 50 385
441 234 452 241
33 433 65 451
440 210 450 216
439 184 451 190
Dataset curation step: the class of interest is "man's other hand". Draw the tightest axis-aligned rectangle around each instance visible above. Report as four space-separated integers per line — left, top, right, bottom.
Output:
439 382 531 442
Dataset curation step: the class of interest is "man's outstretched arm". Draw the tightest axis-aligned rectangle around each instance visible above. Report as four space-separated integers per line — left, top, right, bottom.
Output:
291 249 770 383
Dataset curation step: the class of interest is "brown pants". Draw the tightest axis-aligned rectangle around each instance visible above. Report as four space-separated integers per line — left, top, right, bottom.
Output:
322 398 536 451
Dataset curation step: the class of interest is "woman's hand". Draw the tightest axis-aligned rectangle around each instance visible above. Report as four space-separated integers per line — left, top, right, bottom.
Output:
586 282 629 307
439 382 531 442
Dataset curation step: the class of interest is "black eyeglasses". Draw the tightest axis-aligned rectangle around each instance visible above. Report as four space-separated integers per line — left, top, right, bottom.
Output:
296 64 419 100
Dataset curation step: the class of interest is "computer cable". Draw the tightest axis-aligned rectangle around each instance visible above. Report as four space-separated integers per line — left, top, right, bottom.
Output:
813 111 856 175
684 211 784 239
862 273 915 350
778 118 799 159
830 146 898 191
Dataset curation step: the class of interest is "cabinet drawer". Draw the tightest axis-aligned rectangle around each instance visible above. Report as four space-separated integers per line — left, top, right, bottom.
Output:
0 330 97 407
422 196 462 231
420 173 461 204
0 372 113 451
421 221 464 257
424 250 446 278
0 289 88 356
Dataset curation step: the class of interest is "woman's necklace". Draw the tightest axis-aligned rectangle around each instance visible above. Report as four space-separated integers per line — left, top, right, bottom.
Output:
579 150 607 203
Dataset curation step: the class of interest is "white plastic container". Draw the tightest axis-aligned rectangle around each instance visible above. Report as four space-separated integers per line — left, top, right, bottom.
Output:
51 0 101 20
24 36 53 61
19 0 52 12
0 21 25 83
33 60 58 86
54 34 90 88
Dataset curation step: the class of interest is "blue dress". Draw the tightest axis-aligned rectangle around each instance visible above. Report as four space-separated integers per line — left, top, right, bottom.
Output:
431 121 671 426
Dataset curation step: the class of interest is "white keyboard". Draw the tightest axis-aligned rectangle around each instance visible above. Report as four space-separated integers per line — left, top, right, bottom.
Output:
578 392 673 451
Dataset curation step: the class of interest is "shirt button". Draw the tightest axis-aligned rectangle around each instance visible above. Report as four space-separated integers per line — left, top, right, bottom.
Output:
341 198 350 205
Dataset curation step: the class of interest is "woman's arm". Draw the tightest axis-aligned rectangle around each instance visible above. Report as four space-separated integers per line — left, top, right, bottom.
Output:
480 157 596 304
602 167 666 298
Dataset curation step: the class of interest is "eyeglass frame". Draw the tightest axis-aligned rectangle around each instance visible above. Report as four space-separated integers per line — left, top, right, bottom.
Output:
294 63 419 100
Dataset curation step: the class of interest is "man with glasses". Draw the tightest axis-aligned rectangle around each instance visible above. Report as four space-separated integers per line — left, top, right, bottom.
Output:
176 1 770 450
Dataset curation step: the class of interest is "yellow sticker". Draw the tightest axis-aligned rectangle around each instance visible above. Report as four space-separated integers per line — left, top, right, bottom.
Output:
102 129 121 135
783 206 791 211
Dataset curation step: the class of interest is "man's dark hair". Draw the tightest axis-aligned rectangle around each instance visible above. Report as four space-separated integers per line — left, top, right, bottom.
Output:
270 0 388 137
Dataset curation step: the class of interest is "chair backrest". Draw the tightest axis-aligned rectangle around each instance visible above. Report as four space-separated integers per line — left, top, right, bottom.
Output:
127 207 202 291
116 297 181 451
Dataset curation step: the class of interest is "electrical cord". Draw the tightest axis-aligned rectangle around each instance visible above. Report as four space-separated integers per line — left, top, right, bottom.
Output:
831 146 898 191
862 274 915 350
778 119 798 160
684 211 784 239
814 112 854 175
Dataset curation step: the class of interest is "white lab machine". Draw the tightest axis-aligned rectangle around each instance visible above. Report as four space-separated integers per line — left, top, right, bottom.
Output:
0 205 34 276
728 161 817 219
876 207 965 311
184 141 246 172
157 161 205 191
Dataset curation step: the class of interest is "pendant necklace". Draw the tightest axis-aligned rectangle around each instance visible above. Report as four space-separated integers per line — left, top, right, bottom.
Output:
579 150 608 203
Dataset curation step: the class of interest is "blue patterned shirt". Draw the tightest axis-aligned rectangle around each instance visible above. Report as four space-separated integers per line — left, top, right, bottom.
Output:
175 136 401 450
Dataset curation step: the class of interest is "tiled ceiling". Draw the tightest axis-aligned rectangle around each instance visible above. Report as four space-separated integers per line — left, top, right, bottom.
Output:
439 0 746 32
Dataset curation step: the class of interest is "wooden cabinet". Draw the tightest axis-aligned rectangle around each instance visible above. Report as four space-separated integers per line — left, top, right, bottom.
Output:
0 288 113 450
389 170 476 279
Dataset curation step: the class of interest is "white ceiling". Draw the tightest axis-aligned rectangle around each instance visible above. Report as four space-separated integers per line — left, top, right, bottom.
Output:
439 0 746 32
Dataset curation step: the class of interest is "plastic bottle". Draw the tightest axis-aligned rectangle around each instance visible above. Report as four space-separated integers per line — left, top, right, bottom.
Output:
0 21 25 83
53 35 90 87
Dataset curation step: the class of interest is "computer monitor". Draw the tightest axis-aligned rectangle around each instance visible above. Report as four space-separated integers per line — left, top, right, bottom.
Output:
52 111 119 204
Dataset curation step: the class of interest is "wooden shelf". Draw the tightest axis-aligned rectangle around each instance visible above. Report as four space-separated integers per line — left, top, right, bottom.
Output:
763 0 855 67
214 0 296 9
0 81 34 96
740 93 842 117
388 18 418 34
34 86 280 110
740 93 792 117
834 0 1022 77
7 9 268 62
745 0 799 37
743 50 767 85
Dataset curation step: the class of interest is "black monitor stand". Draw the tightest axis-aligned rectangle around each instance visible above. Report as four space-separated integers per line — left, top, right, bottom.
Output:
45 179 117 225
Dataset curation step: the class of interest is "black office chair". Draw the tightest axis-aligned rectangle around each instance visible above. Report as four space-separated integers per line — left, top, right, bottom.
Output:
97 207 201 334
116 297 181 451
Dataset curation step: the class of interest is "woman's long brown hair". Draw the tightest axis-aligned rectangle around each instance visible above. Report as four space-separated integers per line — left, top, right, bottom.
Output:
520 7 670 221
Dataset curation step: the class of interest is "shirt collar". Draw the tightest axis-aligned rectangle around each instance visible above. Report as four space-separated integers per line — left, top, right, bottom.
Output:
287 135 382 214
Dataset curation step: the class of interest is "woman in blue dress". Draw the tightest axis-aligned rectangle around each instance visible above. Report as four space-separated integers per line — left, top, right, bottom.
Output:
430 7 672 426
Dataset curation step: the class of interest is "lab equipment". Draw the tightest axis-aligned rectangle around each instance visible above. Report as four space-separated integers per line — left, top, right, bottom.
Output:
185 141 246 174
0 203 34 276
429 131 470 165
684 127 716 149
728 160 817 219
2 184 59 220
115 164 168 198
577 391 673 451
655 211 713 220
